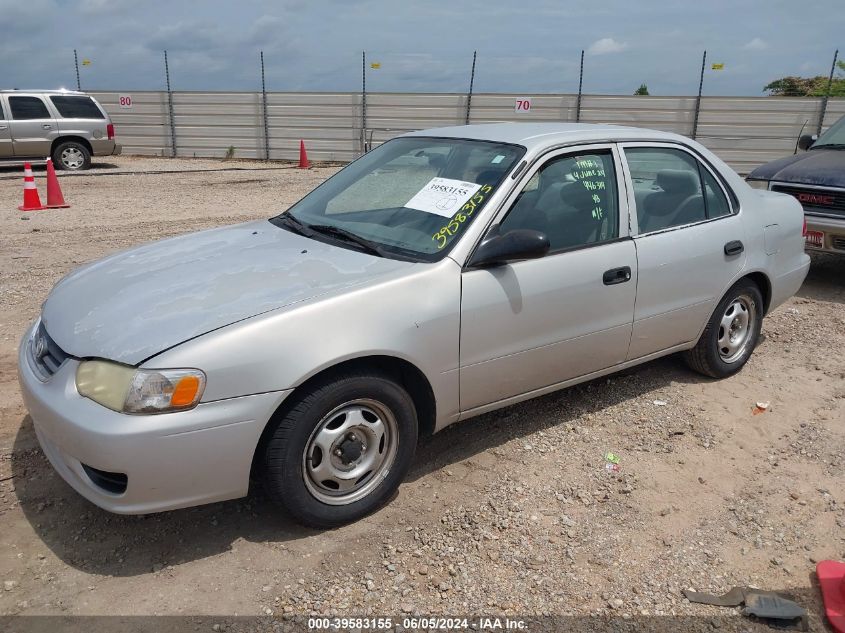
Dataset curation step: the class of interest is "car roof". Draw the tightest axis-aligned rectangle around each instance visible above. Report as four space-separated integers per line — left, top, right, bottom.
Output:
0 89 88 95
403 122 692 150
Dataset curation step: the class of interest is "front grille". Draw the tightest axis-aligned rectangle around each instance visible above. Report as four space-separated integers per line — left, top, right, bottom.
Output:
81 464 128 495
833 237 845 251
29 322 69 379
771 184 845 218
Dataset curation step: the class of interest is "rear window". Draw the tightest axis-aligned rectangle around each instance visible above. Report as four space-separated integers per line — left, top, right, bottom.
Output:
49 96 105 119
9 96 50 120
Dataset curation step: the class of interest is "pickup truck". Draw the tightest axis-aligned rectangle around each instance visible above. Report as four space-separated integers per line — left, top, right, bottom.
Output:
747 114 845 255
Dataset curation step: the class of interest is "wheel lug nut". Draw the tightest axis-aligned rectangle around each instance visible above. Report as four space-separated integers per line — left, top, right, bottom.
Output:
349 433 357 441
334 449 342 457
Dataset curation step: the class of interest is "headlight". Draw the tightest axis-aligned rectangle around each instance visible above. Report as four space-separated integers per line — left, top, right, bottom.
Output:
76 360 206 414
746 179 770 190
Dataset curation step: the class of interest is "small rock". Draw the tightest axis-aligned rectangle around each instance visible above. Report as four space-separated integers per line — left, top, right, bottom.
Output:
4 580 18 591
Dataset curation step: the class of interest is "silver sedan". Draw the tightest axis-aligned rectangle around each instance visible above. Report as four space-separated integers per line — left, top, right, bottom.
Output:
18 123 810 527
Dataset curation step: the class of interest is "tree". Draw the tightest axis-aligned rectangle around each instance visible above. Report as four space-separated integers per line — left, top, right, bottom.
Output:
764 60 845 96
634 83 649 95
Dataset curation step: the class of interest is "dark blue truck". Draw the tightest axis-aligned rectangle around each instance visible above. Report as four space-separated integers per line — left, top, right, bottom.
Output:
747 115 845 255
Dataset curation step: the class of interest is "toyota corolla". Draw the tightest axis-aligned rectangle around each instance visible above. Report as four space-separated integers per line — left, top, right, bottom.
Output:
18 123 810 527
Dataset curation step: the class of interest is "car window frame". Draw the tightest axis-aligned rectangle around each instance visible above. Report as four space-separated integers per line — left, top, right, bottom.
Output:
8 95 52 121
465 143 631 266
48 95 106 120
618 141 739 237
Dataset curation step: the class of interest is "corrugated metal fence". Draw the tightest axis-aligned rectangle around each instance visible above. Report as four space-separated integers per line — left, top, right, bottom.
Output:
90 91 845 174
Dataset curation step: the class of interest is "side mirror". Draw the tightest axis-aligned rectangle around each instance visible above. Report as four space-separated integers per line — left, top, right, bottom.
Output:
797 134 817 151
469 226 550 267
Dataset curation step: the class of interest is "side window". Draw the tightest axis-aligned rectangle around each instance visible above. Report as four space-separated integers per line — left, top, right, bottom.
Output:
501 150 619 252
9 96 51 120
0 101 5 120
625 147 705 233
700 166 731 218
626 147 734 233
49 96 105 119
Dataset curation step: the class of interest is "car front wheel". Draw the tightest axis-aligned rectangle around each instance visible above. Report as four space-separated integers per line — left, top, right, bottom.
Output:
262 370 418 528
53 141 91 170
684 279 763 378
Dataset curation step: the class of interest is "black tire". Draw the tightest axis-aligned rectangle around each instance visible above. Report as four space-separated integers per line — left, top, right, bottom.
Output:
52 140 91 171
684 278 763 378
262 370 418 528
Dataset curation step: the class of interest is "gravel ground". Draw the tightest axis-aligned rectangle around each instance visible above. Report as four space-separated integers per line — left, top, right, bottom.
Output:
0 156 843 631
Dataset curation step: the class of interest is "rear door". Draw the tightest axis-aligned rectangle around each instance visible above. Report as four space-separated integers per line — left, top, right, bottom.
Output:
459 144 637 412
8 95 58 158
619 142 746 360
49 94 110 153
0 97 12 158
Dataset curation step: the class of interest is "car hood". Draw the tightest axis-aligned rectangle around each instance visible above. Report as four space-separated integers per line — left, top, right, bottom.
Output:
748 149 845 187
41 220 416 364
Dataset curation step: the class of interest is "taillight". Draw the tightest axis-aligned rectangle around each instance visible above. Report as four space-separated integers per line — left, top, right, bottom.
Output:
107 123 115 140
802 218 807 237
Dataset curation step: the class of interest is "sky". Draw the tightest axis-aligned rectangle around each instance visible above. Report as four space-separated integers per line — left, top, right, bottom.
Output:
1 0 842 96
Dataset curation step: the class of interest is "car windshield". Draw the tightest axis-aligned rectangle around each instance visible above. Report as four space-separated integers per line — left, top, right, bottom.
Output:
812 115 845 149
270 137 525 261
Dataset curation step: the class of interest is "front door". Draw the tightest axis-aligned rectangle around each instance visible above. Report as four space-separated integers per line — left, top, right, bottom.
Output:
459 145 638 413
8 95 58 158
620 143 747 359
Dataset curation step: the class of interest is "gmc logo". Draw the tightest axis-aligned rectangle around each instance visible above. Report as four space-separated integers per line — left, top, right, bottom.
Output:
797 192 835 205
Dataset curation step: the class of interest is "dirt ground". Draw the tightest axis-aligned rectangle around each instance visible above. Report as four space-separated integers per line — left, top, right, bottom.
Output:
0 156 843 631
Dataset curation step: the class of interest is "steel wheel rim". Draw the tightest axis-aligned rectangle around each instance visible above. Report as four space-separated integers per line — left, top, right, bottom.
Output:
302 398 398 506
717 294 756 363
61 147 84 169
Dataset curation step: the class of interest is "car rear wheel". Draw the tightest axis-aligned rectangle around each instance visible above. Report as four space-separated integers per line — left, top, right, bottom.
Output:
684 279 763 378
262 370 418 528
53 141 91 171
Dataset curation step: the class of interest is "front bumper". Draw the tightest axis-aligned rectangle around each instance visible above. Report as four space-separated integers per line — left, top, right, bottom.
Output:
17 323 290 514
805 216 845 254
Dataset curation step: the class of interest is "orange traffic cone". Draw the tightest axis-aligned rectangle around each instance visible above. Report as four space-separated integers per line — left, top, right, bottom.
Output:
44 158 70 208
298 140 310 169
18 163 46 212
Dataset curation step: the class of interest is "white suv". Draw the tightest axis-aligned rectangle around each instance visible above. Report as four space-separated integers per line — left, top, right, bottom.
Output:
0 89 121 170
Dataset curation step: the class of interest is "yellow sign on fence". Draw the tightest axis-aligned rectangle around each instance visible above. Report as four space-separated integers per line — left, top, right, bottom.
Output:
82 59 92 66
711 63 724 70
370 62 381 69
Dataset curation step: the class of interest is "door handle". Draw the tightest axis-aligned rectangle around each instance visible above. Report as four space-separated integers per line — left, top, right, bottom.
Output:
42 124 52 129
0 125 7 130
724 240 744 256
603 266 632 285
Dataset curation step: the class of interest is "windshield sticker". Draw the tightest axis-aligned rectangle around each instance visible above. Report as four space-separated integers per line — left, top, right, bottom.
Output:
491 155 505 164
431 185 493 249
405 177 483 218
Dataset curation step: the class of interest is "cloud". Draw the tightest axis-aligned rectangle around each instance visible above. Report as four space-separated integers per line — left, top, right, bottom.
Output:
77 0 133 14
587 37 628 55
742 37 768 51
